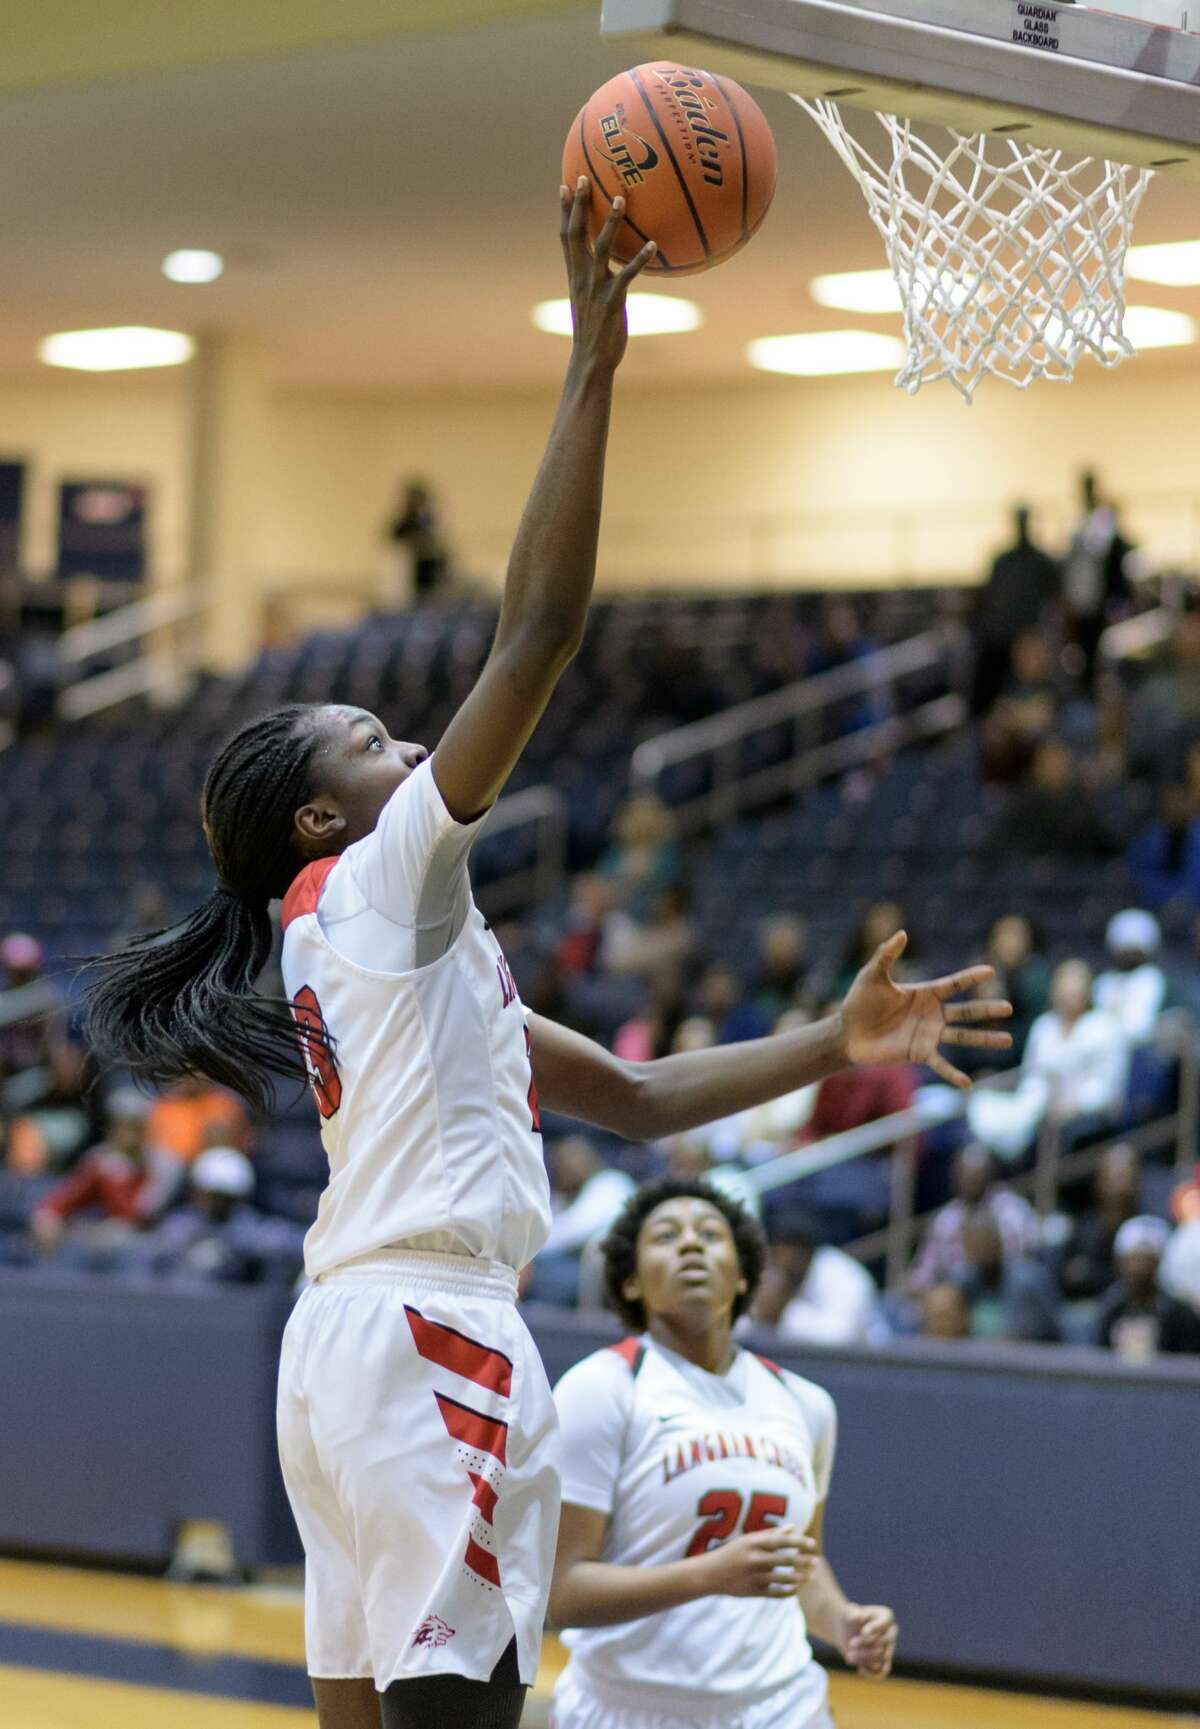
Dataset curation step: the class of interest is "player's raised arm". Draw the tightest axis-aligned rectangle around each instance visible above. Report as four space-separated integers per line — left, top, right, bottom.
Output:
431 179 655 823
528 933 1012 1139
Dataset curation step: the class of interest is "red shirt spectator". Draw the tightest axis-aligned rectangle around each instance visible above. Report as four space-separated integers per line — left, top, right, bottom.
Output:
800 1063 916 1143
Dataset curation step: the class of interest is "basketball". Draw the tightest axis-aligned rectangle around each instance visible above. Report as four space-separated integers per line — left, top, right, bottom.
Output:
562 62 777 275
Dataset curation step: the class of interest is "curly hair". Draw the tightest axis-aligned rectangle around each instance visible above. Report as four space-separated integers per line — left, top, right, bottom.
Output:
602 1176 766 1332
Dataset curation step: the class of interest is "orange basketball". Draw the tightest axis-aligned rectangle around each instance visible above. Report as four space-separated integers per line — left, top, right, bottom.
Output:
562 62 777 276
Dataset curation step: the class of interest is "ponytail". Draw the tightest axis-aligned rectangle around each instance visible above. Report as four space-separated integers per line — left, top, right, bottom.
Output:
83 704 328 1115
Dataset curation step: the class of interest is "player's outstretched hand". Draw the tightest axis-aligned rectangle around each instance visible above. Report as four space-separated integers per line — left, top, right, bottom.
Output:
560 175 656 372
837 1602 898 1678
839 930 1013 1090
699 1526 818 1598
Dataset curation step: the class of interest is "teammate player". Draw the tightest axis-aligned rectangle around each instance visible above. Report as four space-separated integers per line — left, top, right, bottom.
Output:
550 1176 896 1729
86 179 1010 1729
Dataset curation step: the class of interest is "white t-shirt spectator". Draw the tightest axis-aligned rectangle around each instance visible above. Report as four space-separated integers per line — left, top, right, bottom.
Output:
1094 964 1167 1044
776 1244 882 1346
1161 1219 1200 1312
1023 1007 1130 1120
541 1167 636 1256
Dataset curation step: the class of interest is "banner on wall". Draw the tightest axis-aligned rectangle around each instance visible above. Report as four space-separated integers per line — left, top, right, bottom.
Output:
57 479 147 584
0 463 24 574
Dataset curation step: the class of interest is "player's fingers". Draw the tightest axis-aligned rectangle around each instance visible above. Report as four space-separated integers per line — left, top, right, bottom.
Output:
945 997 1012 1023
592 194 626 268
870 930 907 974
930 963 994 1000
927 1050 971 1090
766 1578 800 1597
567 176 590 247
941 1028 1013 1049
614 238 657 289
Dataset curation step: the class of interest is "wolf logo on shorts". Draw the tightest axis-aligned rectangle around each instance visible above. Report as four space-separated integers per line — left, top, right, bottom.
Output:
413 1615 457 1651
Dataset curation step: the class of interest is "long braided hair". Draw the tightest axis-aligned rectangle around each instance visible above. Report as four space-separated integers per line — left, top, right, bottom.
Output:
85 704 331 1114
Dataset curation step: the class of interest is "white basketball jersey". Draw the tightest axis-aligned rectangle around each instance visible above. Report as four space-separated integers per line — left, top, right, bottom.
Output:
554 1337 836 1714
279 758 551 1280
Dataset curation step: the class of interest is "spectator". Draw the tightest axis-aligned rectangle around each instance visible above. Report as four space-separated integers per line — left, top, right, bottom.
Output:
990 738 1119 859
603 883 695 980
144 1075 250 1168
598 795 682 923
685 1008 819 1167
979 629 1061 782
753 1211 883 1346
1161 1213 1200 1319
695 961 771 1045
920 1281 972 1340
0 1120 57 1263
1060 468 1134 692
955 1210 1061 1342
806 600 885 734
1056 1142 1141 1302
802 1026 917 1144
385 478 448 603
1094 1216 1200 1358
612 969 688 1062
971 505 1059 718
1094 910 1167 1044
832 901 908 999
1129 597 1200 761
1028 961 1129 1127
750 914 809 1025
529 1137 635 1307
30 1091 179 1250
909 1143 1040 1293
1127 784 1200 913
138 1147 305 1287
0 932 91 1167
984 913 1051 1058
555 874 615 979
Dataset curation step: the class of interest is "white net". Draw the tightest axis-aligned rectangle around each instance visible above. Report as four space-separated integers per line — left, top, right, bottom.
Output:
794 96 1153 403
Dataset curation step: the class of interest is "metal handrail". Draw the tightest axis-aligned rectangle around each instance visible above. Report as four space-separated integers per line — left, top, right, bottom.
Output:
57 584 207 722
478 784 568 916
630 625 969 832
58 585 204 665
744 1009 1199 1289
1099 604 1174 665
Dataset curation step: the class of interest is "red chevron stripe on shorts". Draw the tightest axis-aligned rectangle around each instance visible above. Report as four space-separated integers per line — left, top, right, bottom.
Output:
404 1305 514 1397
434 1391 509 1467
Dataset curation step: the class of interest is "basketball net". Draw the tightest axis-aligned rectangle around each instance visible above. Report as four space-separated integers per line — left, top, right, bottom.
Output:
793 96 1153 403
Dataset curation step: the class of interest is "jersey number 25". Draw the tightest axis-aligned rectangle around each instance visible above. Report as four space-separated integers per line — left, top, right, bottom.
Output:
685 1489 789 1557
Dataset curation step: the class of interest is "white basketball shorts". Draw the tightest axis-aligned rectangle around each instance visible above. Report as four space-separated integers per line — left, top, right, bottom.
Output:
551 1664 836 1729
277 1248 560 1691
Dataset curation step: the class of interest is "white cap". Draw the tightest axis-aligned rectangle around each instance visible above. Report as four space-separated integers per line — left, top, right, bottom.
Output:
1106 909 1161 957
1114 1215 1170 1258
191 1146 255 1199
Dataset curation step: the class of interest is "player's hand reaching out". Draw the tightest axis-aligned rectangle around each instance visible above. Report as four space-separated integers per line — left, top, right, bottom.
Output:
837 1602 898 1677
560 176 656 372
838 930 1013 1090
699 1526 818 1598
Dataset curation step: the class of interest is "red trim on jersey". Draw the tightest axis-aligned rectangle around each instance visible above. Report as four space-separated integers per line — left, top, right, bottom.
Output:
463 1535 501 1588
405 1305 514 1398
468 1470 499 1524
281 856 338 931
609 1337 646 1375
434 1392 508 1467
754 1353 786 1383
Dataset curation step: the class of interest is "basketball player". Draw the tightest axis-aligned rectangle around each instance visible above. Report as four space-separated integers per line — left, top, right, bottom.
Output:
86 176 1010 1729
549 1177 896 1729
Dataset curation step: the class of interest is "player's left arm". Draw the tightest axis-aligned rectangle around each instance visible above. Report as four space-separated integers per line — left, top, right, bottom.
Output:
797 1503 898 1679
528 931 1011 1138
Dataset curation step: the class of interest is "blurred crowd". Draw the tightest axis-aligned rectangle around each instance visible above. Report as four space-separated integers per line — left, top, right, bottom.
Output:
1 468 1198 1363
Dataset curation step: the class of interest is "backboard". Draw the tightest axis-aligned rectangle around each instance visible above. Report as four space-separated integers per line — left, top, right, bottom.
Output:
601 0 1200 174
